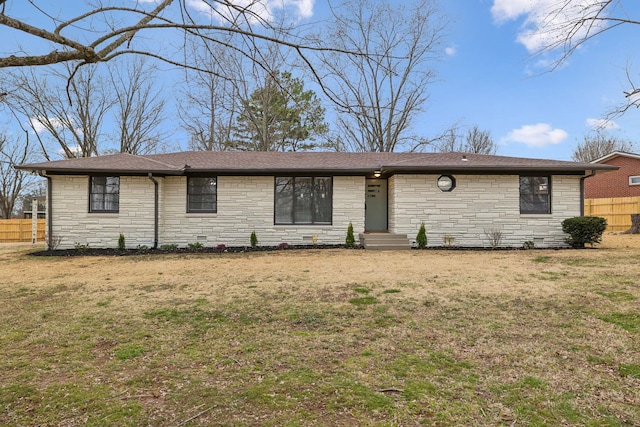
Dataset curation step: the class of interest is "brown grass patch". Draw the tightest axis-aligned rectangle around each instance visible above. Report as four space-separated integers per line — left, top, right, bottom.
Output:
1 234 639 426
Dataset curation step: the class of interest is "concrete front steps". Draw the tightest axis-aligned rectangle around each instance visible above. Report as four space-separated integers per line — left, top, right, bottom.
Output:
359 232 411 250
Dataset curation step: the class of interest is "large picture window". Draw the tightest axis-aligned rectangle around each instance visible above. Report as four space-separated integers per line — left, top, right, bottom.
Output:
90 176 120 213
187 177 217 213
519 176 550 214
275 177 332 225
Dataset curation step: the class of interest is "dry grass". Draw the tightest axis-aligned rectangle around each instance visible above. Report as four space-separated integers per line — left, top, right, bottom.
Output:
1 233 639 426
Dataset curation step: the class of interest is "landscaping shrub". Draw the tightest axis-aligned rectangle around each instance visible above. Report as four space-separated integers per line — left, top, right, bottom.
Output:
345 222 355 247
250 231 258 248
561 216 607 248
118 233 126 250
416 223 427 248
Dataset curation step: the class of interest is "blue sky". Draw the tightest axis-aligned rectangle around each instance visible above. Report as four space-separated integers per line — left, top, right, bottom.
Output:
428 0 640 160
1 0 639 161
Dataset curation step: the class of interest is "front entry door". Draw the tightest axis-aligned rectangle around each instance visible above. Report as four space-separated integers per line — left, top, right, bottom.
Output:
365 179 388 231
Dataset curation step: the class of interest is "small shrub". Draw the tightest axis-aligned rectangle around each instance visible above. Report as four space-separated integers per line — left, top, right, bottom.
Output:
416 222 427 248
137 244 149 253
187 242 204 252
484 228 504 248
561 216 607 248
118 233 126 250
216 244 227 250
160 243 178 251
74 242 89 252
47 234 62 250
523 240 535 250
278 242 289 249
345 222 356 248
443 235 454 246
250 231 258 248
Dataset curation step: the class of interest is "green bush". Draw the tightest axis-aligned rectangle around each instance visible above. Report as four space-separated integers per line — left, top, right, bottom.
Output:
345 222 356 248
118 233 126 250
250 231 258 248
187 242 204 252
561 216 607 248
416 223 427 248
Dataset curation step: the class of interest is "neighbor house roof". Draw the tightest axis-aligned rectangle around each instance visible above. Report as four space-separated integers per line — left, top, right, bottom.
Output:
17 151 618 176
591 151 640 164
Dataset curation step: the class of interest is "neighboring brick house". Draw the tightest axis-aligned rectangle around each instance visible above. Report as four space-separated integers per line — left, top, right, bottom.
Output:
17 151 616 249
584 152 640 199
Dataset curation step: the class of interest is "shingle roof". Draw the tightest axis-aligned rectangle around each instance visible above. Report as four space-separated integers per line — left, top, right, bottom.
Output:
591 151 640 164
17 151 618 175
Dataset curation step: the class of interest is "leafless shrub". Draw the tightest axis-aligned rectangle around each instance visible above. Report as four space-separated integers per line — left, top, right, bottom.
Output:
47 234 62 250
484 228 504 248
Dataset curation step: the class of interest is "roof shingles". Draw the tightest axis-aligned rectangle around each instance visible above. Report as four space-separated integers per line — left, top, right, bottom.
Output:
17 151 617 175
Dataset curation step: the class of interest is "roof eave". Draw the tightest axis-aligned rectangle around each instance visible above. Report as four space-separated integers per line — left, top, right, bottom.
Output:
16 166 185 176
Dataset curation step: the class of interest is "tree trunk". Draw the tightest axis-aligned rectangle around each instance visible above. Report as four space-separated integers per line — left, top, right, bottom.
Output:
623 214 640 234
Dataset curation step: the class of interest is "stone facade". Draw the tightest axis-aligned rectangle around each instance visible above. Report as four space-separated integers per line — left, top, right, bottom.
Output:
49 173 579 249
49 175 364 249
388 174 582 248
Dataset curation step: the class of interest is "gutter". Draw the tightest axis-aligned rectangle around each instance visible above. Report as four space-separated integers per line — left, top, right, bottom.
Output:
580 170 597 216
38 171 53 250
148 173 159 249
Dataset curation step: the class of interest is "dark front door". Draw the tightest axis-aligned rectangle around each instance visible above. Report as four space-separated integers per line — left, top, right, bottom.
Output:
365 179 387 231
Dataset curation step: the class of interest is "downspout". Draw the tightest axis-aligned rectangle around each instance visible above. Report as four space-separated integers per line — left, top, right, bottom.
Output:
148 173 159 249
580 169 596 216
38 171 53 249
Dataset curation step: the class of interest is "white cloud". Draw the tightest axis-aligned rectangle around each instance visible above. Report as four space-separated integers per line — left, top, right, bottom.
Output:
445 46 456 56
490 0 535 23
58 146 84 159
586 118 619 130
491 0 608 53
28 116 65 134
188 0 314 24
504 123 568 148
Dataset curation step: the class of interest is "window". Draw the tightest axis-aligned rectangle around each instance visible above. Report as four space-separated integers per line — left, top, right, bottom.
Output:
187 177 217 213
436 175 456 192
519 176 550 214
629 176 640 186
275 177 332 224
90 176 120 212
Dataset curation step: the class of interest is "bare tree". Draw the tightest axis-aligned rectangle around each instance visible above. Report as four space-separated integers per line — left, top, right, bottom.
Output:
8 64 113 159
534 1 640 116
572 131 635 162
0 132 33 218
177 37 243 151
108 58 166 154
435 124 496 154
316 0 446 152
464 125 496 154
0 0 355 96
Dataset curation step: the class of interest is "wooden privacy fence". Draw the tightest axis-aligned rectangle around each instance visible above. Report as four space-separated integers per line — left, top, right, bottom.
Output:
584 196 640 232
0 219 46 243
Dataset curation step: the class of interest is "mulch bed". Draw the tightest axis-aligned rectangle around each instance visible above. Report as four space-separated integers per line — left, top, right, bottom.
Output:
30 244 361 257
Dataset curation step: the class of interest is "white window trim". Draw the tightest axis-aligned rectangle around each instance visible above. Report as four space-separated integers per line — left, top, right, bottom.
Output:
629 175 640 186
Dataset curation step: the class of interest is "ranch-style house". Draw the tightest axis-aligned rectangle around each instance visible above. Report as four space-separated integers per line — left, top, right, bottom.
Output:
17 151 616 249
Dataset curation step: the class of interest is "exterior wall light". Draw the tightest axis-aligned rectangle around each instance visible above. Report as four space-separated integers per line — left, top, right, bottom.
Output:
437 175 456 192
373 170 381 178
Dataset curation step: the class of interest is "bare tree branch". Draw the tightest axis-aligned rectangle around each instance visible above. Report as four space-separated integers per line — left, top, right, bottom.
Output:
572 130 635 162
535 1 640 118
315 0 446 152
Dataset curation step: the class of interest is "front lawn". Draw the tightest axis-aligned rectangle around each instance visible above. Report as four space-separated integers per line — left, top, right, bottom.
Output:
1 237 638 426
